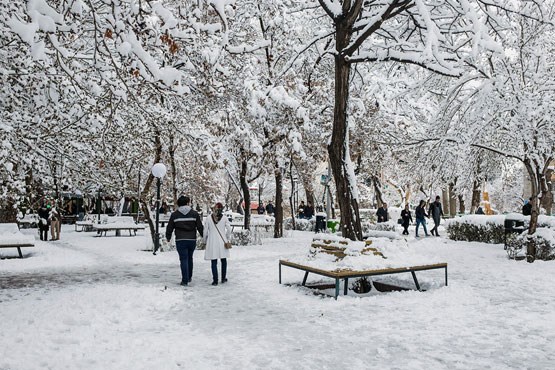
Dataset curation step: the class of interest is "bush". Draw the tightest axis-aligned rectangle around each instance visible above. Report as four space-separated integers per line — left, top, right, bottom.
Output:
284 217 315 231
231 229 255 246
506 228 555 261
446 215 505 244
364 222 396 233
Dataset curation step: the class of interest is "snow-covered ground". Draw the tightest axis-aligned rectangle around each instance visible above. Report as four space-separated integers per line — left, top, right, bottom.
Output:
1 225 554 369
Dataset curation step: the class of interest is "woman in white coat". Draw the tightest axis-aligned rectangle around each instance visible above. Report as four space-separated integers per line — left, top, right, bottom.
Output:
203 203 231 286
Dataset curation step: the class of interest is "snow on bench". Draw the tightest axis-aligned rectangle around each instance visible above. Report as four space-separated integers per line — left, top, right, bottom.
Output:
0 223 35 258
279 235 447 299
17 214 39 229
93 216 145 237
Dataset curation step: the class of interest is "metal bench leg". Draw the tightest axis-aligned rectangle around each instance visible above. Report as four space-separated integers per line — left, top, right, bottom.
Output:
445 266 448 286
344 278 349 295
17 247 23 258
335 278 340 300
411 271 421 291
302 271 309 286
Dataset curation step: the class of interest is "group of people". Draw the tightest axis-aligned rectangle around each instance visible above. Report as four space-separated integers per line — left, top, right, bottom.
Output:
37 202 62 241
165 196 231 287
256 201 275 216
297 201 315 219
376 196 445 237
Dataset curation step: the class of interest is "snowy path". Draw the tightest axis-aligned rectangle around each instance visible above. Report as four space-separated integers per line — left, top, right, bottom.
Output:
1 227 555 369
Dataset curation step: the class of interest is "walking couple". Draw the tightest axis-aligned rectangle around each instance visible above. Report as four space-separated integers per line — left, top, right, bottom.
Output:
414 196 444 237
166 196 231 287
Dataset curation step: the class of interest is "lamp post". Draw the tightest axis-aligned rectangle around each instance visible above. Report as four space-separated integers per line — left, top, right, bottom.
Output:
151 163 167 255
96 187 103 223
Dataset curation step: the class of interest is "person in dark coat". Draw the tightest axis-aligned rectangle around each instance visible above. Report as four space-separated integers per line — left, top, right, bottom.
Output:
166 196 204 286
376 203 389 223
428 196 444 236
400 204 413 235
415 200 430 237
475 206 485 215
265 201 275 216
257 203 265 215
297 201 306 219
37 203 50 241
304 201 315 219
522 199 532 216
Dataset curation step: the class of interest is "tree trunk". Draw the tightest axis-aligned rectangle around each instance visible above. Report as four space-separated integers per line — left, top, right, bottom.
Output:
449 183 457 217
274 166 283 238
470 180 481 214
240 158 251 230
540 169 553 215
169 134 178 210
372 175 384 208
441 188 449 216
458 194 466 215
524 161 539 263
288 158 296 230
140 132 162 249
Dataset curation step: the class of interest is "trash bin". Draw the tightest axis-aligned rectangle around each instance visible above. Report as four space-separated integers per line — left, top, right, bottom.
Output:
315 213 326 233
327 219 339 233
504 214 527 249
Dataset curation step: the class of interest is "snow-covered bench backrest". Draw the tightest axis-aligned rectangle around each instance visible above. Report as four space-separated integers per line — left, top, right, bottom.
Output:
106 216 136 224
0 223 21 235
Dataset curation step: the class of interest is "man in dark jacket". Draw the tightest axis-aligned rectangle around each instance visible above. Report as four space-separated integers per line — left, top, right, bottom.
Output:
37 203 50 241
428 196 444 236
522 199 532 216
265 201 275 216
376 203 389 223
304 201 315 219
166 196 204 286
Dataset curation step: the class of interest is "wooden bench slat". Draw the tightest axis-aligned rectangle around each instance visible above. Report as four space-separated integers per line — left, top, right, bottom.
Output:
280 259 447 278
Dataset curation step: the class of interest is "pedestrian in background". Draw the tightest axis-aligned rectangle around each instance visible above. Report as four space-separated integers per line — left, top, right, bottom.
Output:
428 196 444 236
400 204 412 235
415 200 430 237
49 203 61 240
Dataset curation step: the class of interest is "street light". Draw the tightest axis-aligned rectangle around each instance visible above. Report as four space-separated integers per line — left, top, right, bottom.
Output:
151 163 167 255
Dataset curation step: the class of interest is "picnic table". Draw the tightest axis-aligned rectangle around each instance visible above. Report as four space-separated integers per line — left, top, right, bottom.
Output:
92 216 145 237
17 214 39 229
279 260 448 299
0 223 35 258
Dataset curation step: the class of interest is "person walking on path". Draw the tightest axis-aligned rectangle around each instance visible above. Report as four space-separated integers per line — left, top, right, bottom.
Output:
400 204 413 235
203 202 231 286
376 203 389 223
37 203 50 241
49 204 62 240
166 196 204 286
428 196 444 236
415 200 430 237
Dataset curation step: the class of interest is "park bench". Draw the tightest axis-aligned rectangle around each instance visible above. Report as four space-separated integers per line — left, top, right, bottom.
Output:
279 237 447 299
0 223 35 258
92 216 145 237
75 214 108 232
17 213 39 229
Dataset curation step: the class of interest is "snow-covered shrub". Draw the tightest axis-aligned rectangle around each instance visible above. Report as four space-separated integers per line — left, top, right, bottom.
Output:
446 215 505 244
364 222 396 232
506 228 555 261
284 217 315 231
231 229 255 246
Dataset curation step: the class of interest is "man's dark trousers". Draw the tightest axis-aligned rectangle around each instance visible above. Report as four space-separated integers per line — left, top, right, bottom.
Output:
176 240 196 284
